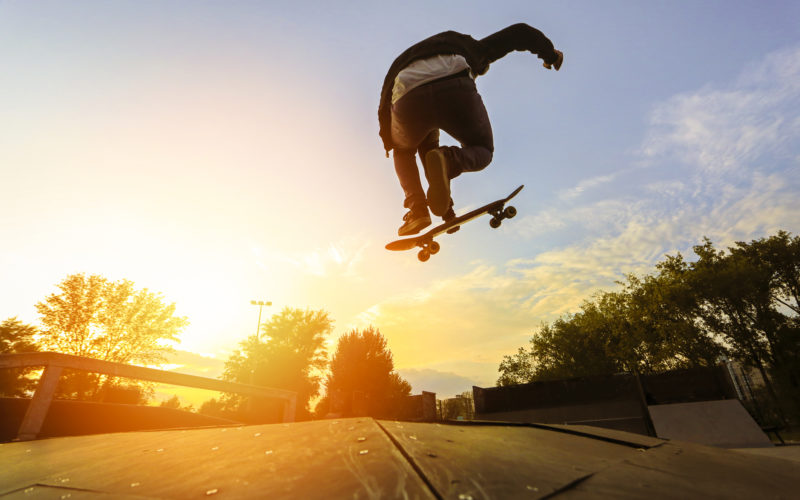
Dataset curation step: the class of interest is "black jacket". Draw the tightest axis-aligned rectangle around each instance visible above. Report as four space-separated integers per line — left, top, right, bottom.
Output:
378 23 559 155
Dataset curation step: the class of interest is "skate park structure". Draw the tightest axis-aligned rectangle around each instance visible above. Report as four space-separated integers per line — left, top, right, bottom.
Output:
1 354 798 498
473 366 774 448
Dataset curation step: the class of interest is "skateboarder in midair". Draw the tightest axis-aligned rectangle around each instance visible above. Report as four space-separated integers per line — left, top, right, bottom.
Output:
379 23 563 236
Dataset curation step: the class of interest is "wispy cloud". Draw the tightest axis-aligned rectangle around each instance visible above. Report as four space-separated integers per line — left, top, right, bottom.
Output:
557 172 621 201
253 237 370 279
641 45 800 175
515 198 644 240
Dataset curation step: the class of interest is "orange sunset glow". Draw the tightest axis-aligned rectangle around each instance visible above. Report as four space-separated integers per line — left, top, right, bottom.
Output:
3 1 800 411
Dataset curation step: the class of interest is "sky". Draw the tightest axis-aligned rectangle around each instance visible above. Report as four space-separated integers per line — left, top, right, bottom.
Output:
2 1 799 402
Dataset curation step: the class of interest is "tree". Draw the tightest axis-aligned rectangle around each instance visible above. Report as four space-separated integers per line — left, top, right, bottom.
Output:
160 394 194 412
497 347 534 386
498 251 725 384
688 235 800 420
523 300 628 381
738 231 800 314
731 232 800 382
438 391 474 421
34 273 188 400
317 326 411 418
619 271 722 370
36 273 187 364
198 397 235 420
497 230 800 424
0 317 40 396
221 308 333 421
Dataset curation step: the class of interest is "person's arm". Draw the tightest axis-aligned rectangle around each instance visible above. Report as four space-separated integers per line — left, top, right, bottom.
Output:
480 23 562 69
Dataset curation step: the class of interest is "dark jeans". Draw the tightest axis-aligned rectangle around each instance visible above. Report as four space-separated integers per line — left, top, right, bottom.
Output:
391 75 494 212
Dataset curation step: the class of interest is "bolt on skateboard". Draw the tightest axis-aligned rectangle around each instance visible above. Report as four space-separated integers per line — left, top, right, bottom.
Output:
386 185 524 262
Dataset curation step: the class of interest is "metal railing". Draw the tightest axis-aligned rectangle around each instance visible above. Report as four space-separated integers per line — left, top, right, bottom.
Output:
0 352 297 441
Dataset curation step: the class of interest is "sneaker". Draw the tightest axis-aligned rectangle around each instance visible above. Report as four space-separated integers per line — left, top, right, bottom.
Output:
398 209 431 236
443 206 460 234
424 149 451 217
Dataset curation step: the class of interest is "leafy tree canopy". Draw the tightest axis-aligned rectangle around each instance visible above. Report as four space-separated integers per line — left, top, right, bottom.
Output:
319 326 411 418
36 273 188 364
221 307 333 420
33 273 188 400
498 230 798 416
0 317 40 396
0 317 38 355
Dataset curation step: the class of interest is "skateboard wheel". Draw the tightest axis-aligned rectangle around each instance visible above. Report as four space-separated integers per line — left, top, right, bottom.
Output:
418 249 431 262
490 217 502 229
429 241 440 254
504 206 517 219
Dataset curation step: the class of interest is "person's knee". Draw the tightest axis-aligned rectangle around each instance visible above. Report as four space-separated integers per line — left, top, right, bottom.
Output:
472 148 493 172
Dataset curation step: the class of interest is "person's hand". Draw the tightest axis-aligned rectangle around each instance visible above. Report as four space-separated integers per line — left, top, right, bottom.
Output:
543 49 563 71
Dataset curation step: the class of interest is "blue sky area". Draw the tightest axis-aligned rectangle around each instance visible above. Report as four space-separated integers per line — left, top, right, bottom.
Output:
2 1 799 400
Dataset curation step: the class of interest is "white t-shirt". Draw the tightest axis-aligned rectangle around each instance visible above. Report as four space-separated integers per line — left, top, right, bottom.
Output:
391 54 471 104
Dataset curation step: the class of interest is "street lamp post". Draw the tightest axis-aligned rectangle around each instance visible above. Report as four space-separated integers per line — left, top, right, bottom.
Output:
248 299 272 415
250 300 272 339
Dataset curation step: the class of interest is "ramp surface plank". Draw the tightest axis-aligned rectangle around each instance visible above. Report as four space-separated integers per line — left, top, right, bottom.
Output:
467 421 665 448
0 419 433 499
2 484 149 499
377 420 799 499
557 440 800 499
3 418 799 499
378 420 637 499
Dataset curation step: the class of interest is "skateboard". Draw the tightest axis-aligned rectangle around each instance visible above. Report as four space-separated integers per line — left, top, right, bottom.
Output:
385 185 524 262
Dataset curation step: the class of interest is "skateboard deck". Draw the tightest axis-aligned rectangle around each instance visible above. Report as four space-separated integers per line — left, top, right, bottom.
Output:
386 185 524 262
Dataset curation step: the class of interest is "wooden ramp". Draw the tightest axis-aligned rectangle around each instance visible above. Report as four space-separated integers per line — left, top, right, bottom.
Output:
648 400 773 448
1 419 798 499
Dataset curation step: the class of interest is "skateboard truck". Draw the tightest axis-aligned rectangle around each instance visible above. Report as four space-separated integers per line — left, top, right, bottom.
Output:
416 240 441 262
488 205 517 229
